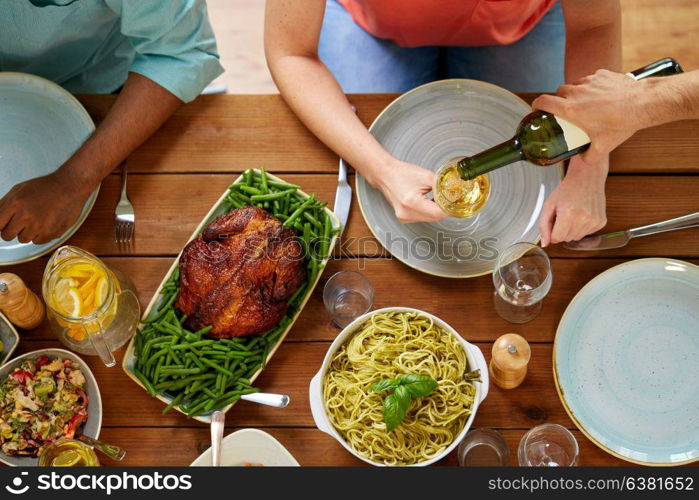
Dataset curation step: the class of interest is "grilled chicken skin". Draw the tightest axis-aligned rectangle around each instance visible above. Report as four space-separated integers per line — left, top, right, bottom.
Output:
177 206 306 338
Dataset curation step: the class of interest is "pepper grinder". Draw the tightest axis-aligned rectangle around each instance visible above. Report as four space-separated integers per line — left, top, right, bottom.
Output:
489 333 531 389
0 273 45 329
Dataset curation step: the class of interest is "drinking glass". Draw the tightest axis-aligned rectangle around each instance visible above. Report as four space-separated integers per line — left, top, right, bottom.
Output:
518 424 579 466
457 428 509 466
323 271 374 328
492 242 552 324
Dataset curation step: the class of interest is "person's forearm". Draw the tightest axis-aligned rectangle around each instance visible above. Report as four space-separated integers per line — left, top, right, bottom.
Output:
562 1 622 83
637 71 699 127
268 55 395 185
59 72 183 194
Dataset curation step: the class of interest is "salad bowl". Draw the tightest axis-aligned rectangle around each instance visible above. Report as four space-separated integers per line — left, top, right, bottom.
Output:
0 348 102 466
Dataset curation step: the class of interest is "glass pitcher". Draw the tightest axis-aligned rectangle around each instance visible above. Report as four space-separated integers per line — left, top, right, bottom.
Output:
42 246 140 367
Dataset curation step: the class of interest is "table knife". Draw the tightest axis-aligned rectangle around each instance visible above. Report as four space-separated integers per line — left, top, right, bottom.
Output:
333 105 356 237
564 212 699 251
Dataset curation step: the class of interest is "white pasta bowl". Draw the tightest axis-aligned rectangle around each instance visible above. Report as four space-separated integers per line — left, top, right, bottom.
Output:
309 306 489 466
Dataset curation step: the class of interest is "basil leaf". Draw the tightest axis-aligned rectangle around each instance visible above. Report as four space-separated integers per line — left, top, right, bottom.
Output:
396 374 437 398
383 393 401 432
393 385 412 410
383 386 411 432
370 378 397 392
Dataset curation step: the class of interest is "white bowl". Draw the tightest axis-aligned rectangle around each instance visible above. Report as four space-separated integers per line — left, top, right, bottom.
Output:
309 306 489 466
0 348 102 466
190 429 299 466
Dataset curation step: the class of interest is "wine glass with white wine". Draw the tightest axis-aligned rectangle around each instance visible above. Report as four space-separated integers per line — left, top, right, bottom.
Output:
492 242 552 324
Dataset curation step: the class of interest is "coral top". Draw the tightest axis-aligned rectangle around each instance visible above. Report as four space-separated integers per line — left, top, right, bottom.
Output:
337 0 558 47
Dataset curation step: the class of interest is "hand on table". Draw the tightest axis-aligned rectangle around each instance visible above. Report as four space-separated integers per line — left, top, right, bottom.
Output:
539 155 608 247
0 170 93 244
532 70 644 164
375 160 446 224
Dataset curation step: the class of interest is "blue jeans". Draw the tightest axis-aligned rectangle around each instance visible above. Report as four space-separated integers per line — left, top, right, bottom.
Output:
318 0 565 93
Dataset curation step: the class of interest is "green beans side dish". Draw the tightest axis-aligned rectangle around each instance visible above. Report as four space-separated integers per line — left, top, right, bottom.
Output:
132 168 338 417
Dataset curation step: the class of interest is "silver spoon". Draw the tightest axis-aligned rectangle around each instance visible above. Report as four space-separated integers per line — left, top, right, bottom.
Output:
210 410 225 466
78 434 126 461
241 392 290 408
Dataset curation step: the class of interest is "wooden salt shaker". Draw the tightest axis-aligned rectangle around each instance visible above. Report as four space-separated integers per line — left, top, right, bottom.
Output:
0 273 45 329
489 333 531 389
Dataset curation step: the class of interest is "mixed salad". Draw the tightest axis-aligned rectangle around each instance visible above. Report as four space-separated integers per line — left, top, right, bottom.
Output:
0 356 88 457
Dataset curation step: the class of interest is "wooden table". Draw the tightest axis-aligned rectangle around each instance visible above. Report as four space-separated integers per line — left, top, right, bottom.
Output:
7 94 699 466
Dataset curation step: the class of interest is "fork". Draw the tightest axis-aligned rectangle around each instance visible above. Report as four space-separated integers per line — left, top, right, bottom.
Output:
114 162 135 246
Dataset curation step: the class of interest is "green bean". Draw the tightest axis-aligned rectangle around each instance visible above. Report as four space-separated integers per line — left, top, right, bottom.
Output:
160 367 202 376
134 369 156 397
259 167 269 193
320 212 332 259
162 393 185 415
268 180 301 190
237 184 262 196
283 196 315 227
200 358 234 377
142 292 178 323
250 188 296 202
244 169 254 185
225 195 244 209
303 211 323 231
167 347 183 365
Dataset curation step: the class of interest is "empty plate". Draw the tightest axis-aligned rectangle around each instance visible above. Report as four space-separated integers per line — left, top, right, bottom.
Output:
356 79 562 278
190 428 299 466
554 258 699 465
0 72 99 266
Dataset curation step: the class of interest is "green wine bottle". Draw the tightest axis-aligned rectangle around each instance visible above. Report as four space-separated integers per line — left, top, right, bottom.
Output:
456 58 684 180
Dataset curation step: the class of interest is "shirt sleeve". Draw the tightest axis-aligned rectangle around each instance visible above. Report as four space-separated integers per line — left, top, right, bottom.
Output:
104 0 224 102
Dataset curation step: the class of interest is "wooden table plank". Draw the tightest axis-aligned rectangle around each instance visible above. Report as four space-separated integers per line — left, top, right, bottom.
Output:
96 427 646 467
48 173 699 258
11 340 605 432
77 94 699 175
9 258 699 343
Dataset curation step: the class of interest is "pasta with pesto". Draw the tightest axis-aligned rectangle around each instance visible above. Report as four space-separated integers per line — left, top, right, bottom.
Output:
322 311 479 465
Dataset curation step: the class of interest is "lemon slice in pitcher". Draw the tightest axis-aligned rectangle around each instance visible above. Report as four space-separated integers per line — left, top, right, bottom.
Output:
53 278 82 318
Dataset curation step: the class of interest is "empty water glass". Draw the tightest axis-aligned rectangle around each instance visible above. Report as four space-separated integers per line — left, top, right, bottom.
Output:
518 424 579 466
492 242 552 324
323 271 374 328
457 428 509 466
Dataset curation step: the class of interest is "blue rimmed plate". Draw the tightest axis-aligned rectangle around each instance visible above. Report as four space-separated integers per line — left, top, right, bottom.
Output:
554 258 699 465
0 72 98 266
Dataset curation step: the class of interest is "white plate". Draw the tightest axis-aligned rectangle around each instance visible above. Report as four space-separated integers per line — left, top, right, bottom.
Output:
0 72 99 266
190 429 299 467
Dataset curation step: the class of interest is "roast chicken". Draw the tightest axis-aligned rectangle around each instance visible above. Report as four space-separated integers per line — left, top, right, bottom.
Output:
177 206 306 338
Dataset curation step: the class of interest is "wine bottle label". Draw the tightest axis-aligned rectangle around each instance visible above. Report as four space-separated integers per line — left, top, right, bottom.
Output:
556 117 591 151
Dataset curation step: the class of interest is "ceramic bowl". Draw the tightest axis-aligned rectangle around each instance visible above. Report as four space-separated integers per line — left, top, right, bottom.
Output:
309 306 489 466
0 348 102 466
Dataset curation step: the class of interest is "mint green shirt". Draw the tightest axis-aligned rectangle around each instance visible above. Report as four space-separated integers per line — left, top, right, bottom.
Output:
1 0 224 102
